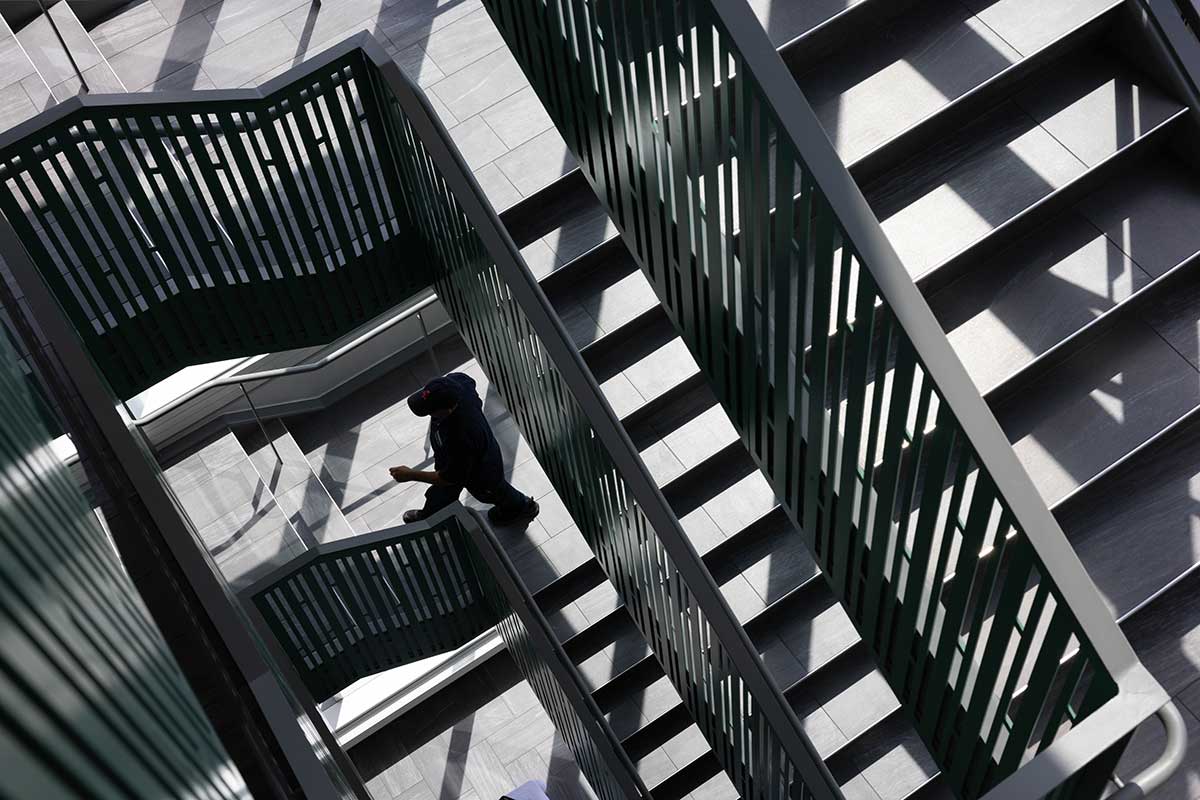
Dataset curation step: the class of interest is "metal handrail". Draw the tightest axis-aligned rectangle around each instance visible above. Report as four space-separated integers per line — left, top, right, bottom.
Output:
480 0 1175 795
130 292 440 429
246 503 651 800
375 33 842 800
1110 703 1187 799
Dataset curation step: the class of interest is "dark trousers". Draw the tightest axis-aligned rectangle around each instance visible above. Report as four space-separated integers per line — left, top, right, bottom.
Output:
420 479 529 517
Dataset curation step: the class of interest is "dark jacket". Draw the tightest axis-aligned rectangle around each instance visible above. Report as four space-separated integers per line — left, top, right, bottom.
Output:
430 373 504 489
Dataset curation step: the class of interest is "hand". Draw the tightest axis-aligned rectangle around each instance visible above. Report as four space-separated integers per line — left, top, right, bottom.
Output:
389 465 413 482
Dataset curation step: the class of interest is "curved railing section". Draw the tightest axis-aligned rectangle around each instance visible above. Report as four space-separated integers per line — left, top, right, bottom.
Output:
480 1 1171 797
0 53 434 398
247 505 649 800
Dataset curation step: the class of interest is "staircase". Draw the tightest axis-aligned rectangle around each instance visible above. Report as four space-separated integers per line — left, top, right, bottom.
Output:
454 0 1200 796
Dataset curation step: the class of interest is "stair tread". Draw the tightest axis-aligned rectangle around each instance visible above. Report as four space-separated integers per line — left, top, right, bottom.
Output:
746 0 871 48
799 0 1022 166
930 207 1153 396
1058 413 1200 621
994 315 1199 507
863 44 1178 280
963 0 1118 56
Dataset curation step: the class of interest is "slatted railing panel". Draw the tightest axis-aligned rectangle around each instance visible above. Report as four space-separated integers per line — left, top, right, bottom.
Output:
0 51 431 398
376 58 840 800
479 1 1147 797
0 331 247 798
467 513 650 800
252 504 649 800
252 515 496 701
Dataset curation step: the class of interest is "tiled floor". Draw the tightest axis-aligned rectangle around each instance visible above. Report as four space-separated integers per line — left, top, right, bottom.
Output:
0 0 576 214
351 653 599 800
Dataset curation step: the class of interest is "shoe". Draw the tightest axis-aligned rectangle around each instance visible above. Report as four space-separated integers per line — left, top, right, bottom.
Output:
488 500 539 527
402 509 426 524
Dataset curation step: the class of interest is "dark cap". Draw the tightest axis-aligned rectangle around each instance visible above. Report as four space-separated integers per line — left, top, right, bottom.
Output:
407 377 458 416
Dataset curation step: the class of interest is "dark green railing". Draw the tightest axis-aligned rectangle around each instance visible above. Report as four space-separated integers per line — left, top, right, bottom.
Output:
248 505 649 800
0 327 247 797
481 1 1170 797
384 36 843 800
0 52 433 398
248 510 498 702
1 34 842 800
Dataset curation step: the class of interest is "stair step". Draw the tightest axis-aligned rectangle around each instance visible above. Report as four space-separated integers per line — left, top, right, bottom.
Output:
235 419 358 546
861 43 1182 282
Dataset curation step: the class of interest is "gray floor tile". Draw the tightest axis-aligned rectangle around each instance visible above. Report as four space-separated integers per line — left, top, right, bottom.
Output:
840 775 883 800
280 0 392 49
164 451 212 494
91 0 172 59
307 420 401 483
869 102 1086 278
1014 50 1181 167
621 337 699 403
151 0 223 25
780 601 859 675
0 34 37 91
1058 421 1200 621
148 61 215 90
801 2 1019 165
640 439 686 486
20 73 52 113
539 202 618 267
448 115 508 170
932 211 1153 395
0 81 39 130
422 7 506 75
481 86 555 150
744 0 865 47
200 19 299 87
409 735 474 800
633 747 676 786
18 9 104 87
678 507 726 554
858 730 940 800
389 42 446 87
460 740 516 800
431 46 527 120
660 404 740 470
731 531 816 609
687 771 739 800
377 0 484 51
198 494 293 557
1143 272 1200 370
108 12 225 90
473 162 523 212
1078 156 1200 277
997 318 1199 506
823 669 898 742
276 478 358 544
701 471 778 538
964 0 1119 56
203 0 309 44
176 457 263 530
537 527 594 575
496 127 578 197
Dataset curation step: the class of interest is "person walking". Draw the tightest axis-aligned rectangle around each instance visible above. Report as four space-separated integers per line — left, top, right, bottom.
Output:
390 372 540 526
